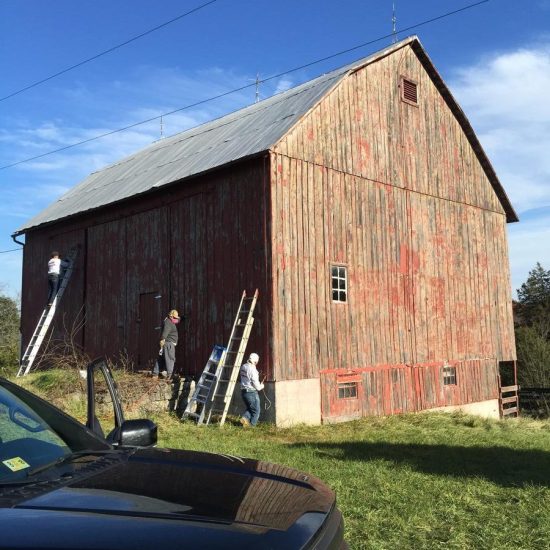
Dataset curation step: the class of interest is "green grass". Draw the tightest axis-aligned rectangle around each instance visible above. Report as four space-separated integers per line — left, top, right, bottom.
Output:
151 412 550 550
12 372 550 549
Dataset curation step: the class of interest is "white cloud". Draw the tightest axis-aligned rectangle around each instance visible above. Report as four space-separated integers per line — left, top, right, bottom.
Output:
449 44 550 296
274 77 294 95
0 250 23 299
450 45 550 214
508 210 550 295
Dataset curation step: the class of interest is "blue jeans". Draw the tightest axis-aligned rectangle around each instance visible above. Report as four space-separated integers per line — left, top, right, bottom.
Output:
47 274 59 304
241 390 261 426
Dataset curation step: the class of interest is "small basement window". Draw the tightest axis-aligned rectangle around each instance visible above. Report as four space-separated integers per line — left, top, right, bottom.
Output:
331 265 347 303
443 365 457 386
338 382 358 399
401 77 418 106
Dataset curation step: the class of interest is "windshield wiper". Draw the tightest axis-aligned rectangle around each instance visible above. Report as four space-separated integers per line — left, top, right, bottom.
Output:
25 449 116 478
0 450 117 487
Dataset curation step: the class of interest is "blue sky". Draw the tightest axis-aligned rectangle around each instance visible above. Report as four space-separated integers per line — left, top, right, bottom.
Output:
1 0 549 299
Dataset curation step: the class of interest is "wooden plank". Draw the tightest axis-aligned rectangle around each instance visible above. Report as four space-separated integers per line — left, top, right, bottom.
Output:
501 396 518 405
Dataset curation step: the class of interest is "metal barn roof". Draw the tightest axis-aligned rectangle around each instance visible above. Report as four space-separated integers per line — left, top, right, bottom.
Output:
14 53 363 234
15 36 516 235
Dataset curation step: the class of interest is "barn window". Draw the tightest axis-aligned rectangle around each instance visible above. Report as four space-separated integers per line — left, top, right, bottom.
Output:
338 382 358 399
401 77 418 106
331 265 347 303
443 365 457 386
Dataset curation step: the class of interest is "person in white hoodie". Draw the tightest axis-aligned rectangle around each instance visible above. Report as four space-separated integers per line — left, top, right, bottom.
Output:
239 352 264 427
47 251 69 306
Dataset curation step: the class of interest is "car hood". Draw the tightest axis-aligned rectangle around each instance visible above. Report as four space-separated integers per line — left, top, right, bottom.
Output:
1 447 337 549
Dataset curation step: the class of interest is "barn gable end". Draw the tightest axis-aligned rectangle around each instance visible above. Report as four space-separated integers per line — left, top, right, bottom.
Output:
275 42 508 216
267 42 516 423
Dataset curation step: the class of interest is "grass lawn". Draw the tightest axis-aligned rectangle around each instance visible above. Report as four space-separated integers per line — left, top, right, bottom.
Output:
15 371 550 549
151 411 550 550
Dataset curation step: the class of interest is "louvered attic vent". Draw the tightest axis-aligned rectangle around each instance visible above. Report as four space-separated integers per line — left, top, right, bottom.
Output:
401 77 418 105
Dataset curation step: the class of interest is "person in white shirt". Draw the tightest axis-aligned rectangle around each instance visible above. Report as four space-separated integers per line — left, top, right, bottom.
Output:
47 251 69 306
239 353 264 427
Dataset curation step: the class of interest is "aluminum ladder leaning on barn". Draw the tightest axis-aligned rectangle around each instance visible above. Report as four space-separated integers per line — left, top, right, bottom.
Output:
181 344 226 425
17 247 78 377
182 289 259 426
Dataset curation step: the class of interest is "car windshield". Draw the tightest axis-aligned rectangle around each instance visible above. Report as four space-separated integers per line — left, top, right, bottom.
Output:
0 385 71 482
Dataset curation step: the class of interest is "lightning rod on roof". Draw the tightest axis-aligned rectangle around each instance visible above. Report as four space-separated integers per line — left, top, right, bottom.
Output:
392 1 397 43
255 73 260 103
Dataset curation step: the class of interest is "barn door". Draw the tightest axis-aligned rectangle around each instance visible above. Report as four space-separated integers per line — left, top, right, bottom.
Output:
137 291 162 369
125 207 169 367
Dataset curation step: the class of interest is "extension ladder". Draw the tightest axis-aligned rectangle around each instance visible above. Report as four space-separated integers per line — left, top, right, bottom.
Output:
17 248 78 377
183 289 258 426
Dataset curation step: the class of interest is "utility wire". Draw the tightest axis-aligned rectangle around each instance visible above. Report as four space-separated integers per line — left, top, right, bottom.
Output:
0 0 489 171
0 0 219 103
0 248 22 253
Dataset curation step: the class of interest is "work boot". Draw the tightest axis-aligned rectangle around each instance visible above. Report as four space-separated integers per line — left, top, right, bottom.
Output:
240 417 250 427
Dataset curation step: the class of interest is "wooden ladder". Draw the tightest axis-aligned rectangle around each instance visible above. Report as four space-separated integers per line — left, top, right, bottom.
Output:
499 374 520 418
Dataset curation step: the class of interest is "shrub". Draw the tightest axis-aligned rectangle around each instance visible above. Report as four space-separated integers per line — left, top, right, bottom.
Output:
0 294 20 378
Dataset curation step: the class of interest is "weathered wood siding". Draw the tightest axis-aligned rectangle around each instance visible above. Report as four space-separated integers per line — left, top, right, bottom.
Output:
270 44 515 415
276 45 504 215
86 219 127 357
321 359 499 420
269 161 513 375
21 158 271 376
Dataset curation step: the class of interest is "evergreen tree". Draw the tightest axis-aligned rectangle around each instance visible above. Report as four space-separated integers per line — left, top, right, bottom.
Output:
515 264 550 408
516 262 550 335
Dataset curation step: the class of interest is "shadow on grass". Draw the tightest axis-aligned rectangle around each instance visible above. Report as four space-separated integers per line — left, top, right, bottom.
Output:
289 441 550 487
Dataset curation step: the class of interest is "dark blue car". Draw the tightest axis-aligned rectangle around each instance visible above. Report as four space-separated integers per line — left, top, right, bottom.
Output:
0 360 347 549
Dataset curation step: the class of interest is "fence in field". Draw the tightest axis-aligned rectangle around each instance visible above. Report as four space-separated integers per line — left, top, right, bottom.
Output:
519 387 550 418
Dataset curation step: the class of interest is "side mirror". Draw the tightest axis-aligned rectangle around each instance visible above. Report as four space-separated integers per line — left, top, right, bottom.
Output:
118 419 158 447
86 358 158 448
86 358 124 438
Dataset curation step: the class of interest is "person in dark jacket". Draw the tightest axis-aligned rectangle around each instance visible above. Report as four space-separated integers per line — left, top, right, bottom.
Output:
153 309 180 380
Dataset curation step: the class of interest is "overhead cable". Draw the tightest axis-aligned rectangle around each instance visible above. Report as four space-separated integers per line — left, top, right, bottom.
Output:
0 0 219 103
0 0 489 171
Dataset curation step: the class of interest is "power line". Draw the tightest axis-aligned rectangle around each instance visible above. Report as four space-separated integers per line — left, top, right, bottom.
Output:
0 0 219 103
0 248 22 254
0 0 489 171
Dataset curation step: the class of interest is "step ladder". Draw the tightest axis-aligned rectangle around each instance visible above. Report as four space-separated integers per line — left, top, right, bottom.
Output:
17 248 78 377
181 345 226 425
183 289 258 426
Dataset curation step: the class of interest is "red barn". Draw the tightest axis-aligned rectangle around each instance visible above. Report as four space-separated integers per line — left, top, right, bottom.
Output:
14 37 517 424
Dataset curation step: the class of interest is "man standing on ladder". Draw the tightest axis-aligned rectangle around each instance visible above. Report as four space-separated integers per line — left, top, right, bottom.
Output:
47 251 69 306
239 352 264 427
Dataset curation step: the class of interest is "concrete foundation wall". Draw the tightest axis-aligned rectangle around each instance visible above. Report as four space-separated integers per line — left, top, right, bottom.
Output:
146 378 500 425
425 399 500 419
261 378 322 426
